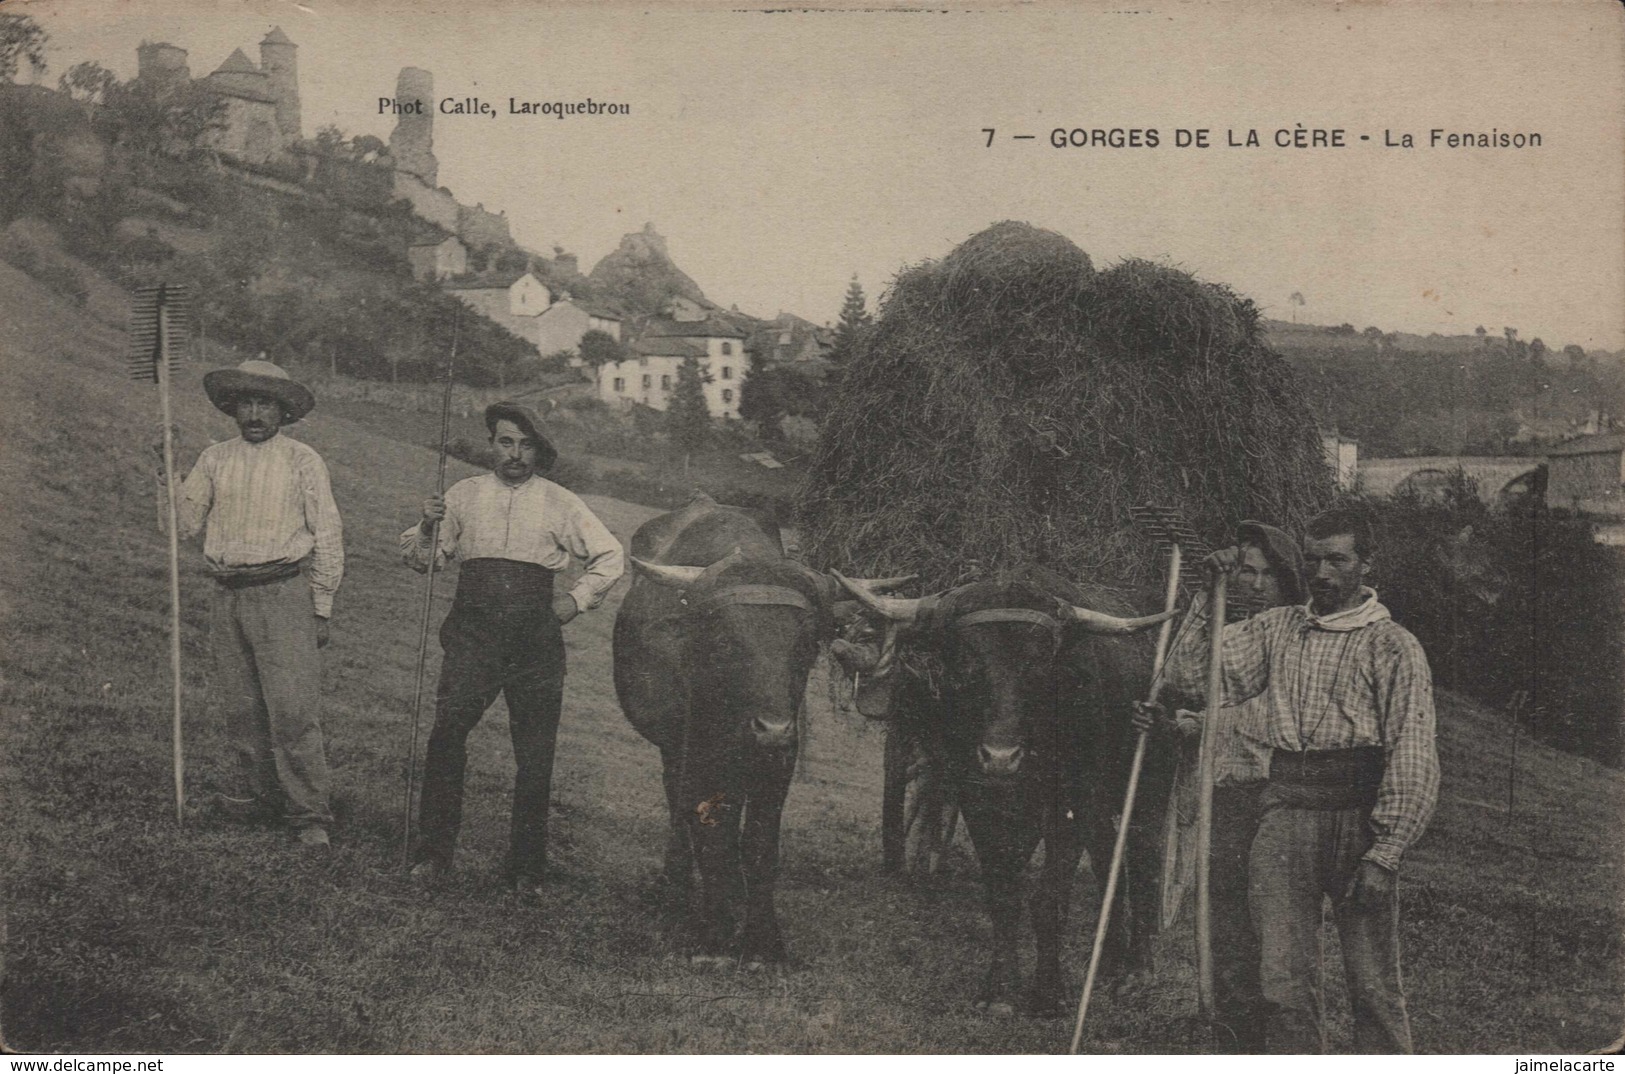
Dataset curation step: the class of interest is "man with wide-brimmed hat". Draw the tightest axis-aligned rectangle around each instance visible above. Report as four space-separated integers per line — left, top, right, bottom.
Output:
155 359 344 848
400 401 623 893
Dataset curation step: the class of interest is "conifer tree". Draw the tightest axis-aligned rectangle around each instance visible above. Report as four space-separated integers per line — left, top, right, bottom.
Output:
830 275 872 364
667 355 712 473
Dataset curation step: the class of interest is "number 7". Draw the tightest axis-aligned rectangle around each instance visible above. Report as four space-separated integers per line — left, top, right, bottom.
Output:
983 128 996 147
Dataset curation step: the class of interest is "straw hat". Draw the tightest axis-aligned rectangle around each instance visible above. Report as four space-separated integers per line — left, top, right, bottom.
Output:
203 359 315 422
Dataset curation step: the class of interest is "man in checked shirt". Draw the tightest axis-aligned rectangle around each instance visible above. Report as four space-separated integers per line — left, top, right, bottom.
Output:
401 402 624 894
1163 506 1439 1053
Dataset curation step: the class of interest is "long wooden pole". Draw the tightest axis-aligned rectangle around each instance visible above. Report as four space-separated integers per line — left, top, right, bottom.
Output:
1195 572 1227 1016
1070 542 1183 1054
402 314 460 867
158 298 185 826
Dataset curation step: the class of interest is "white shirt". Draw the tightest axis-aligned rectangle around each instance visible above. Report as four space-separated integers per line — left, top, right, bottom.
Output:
399 473 624 612
167 434 345 617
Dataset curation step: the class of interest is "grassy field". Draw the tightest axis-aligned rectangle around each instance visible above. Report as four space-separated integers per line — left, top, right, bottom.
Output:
1 258 1622 1053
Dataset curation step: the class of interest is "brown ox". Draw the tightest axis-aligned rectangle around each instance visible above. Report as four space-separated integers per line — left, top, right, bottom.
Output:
838 565 1173 1014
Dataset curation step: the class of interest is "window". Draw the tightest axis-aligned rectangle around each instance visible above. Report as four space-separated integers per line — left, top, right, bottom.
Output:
721 366 733 380
721 342 733 355
642 374 651 388
661 375 671 389
613 377 625 392
722 389 734 403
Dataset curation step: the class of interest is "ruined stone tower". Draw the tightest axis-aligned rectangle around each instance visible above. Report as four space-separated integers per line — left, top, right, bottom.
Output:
135 41 191 90
259 27 300 141
388 67 439 186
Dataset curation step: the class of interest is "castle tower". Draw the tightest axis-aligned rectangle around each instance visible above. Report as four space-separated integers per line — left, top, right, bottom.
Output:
259 27 300 142
135 41 190 90
388 67 439 186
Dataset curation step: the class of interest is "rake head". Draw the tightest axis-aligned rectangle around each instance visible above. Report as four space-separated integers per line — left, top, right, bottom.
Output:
127 283 191 383
1129 504 1211 594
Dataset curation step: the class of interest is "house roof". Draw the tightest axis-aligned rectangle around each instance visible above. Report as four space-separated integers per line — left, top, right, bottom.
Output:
642 315 746 340
410 231 461 249
262 26 295 45
630 337 707 358
1547 432 1625 458
445 269 537 291
213 48 260 74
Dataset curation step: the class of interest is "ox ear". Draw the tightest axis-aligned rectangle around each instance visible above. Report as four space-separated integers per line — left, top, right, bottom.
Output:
631 557 708 588
1060 603 1178 635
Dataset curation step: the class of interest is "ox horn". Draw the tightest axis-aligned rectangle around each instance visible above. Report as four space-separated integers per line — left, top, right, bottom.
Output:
841 573 917 592
832 571 932 622
1061 604 1179 635
631 557 707 588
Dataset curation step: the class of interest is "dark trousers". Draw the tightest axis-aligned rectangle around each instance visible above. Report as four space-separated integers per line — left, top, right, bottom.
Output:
416 576 565 878
1250 756 1414 1054
1211 783 1266 1052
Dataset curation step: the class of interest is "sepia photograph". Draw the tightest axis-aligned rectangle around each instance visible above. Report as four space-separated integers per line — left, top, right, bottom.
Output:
0 0 1621 1057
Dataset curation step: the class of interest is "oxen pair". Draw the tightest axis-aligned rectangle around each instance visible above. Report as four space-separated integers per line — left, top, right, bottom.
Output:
613 494 1173 1012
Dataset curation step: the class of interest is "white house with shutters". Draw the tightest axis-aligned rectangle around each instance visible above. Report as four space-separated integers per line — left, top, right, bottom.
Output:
600 314 748 418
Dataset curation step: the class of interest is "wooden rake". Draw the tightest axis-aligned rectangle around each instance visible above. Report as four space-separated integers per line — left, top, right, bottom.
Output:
1069 505 1207 1052
128 283 190 825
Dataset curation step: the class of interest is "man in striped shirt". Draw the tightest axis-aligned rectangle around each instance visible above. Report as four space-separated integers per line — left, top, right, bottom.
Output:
158 360 343 848
1135 520 1305 1052
401 402 624 894
1164 506 1439 1053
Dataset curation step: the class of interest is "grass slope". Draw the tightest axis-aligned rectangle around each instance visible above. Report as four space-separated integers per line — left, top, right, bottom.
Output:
1 261 1620 1053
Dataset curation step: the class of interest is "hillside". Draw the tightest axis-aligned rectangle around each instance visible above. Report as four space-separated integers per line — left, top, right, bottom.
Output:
1 260 1622 1053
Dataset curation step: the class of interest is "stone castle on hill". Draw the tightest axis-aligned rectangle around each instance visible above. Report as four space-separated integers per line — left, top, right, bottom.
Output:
136 29 300 165
132 33 510 253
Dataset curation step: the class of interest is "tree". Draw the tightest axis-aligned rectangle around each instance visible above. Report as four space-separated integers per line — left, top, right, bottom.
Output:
0 14 48 84
1289 291 1306 323
667 355 712 472
577 328 627 392
829 274 872 364
1564 343 1587 367
59 61 117 107
739 365 825 441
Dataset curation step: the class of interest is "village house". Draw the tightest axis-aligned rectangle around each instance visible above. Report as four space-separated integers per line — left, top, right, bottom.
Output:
745 311 835 375
1320 430 1360 491
407 232 468 282
535 294 623 360
1546 432 1625 517
600 312 748 418
443 269 552 349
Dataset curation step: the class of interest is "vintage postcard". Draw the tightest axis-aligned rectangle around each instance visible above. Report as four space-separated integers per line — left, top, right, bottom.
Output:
1 0 1621 1060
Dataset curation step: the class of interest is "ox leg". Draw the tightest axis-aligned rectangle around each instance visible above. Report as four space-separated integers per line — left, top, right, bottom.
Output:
1028 806 1085 1017
739 769 794 966
684 761 745 962
960 793 1038 1015
659 747 694 900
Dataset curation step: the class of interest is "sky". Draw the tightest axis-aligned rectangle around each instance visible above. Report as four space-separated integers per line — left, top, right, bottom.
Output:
18 0 1625 350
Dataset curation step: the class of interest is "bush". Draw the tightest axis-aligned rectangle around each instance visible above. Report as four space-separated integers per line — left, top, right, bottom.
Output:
1360 479 1624 767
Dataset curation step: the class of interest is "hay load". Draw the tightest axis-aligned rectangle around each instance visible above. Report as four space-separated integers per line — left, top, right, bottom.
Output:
798 221 1333 589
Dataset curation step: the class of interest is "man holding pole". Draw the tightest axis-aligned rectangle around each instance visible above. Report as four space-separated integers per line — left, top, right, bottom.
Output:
401 402 623 894
155 359 343 848
1135 521 1305 1052
1163 506 1439 1053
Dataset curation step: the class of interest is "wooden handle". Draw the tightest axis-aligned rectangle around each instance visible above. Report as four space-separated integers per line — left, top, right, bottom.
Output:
1070 541 1183 1053
158 305 184 826
1194 572 1227 1016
